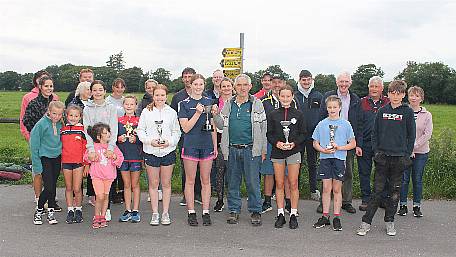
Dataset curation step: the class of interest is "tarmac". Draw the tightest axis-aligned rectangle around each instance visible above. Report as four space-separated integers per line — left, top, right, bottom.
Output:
0 184 454 257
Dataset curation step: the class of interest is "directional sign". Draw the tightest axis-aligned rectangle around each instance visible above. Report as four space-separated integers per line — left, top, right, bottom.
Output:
222 48 242 58
223 69 241 79
220 58 242 68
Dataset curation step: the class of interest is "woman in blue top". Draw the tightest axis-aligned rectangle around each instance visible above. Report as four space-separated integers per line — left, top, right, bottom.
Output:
178 74 217 226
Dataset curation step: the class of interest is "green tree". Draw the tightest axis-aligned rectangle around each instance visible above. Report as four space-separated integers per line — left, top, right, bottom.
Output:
0 71 21 90
118 66 144 92
106 51 125 71
314 74 336 94
151 68 172 85
351 64 385 97
92 66 118 89
19 73 34 91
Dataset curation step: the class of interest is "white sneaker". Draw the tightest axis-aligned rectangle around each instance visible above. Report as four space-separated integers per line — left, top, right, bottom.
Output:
47 209 58 225
356 222 371 236
105 209 112 221
33 209 43 225
147 195 151 202
310 190 321 201
150 213 160 226
161 213 171 225
158 190 163 201
386 222 396 236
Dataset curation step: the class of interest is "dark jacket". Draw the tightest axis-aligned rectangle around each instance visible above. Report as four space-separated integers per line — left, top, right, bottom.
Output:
372 103 416 157
65 91 76 107
359 95 390 148
136 93 153 116
320 90 363 148
267 107 307 159
294 88 324 139
23 93 55 133
261 91 298 115
69 96 86 110
117 115 142 161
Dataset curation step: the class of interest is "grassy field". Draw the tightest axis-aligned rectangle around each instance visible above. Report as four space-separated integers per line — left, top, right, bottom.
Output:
1 91 455 199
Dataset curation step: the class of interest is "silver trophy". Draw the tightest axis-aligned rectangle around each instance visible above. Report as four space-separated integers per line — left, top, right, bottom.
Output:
201 105 213 131
326 125 338 150
280 120 292 150
155 120 165 144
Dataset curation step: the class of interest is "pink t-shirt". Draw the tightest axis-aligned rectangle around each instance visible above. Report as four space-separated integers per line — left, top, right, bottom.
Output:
20 87 59 141
84 143 124 180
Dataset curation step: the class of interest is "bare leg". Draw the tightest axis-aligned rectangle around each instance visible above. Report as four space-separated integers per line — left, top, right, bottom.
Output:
72 167 84 207
333 180 343 215
322 179 333 214
121 172 132 211
287 164 300 209
63 169 74 208
146 166 160 213
160 165 174 214
199 159 213 211
273 163 286 209
183 159 198 212
131 171 141 211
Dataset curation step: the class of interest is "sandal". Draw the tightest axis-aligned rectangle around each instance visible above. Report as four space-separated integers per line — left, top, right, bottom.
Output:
92 216 100 229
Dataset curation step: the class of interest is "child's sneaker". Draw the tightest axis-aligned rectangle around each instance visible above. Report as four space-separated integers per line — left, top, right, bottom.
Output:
274 213 286 228
47 209 58 225
202 213 212 226
105 209 112 221
310 190 321 201
119 210 132 222
92 216 100 229
413 206 423 217
397 205 408 216
161 213 171 225
333 217 342 231
289 214 298 229
386 222 396 236
187 213 198 226
313 216 330 228
66 210 75 224
131 211 141 223
356 222 371 236
74 209 83 223
213 200 224 212
261 201 272 214
150 213 160 226
33 209 43 225
99 217 108 228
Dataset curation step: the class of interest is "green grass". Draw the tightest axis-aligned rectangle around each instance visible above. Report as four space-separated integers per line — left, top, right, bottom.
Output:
1 91 455 199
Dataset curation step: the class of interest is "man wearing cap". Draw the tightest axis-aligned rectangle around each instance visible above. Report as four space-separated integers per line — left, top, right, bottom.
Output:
214 74 267 226
319 71 363 214
254 72 272 99
294 70 324 202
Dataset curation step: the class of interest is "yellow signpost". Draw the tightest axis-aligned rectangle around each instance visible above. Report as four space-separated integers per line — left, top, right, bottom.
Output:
220 58 242 69
222 48 242 58
223 69 241 79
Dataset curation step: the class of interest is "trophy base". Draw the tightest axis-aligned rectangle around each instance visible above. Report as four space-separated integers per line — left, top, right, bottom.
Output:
202 126 213 132
158 140 166 145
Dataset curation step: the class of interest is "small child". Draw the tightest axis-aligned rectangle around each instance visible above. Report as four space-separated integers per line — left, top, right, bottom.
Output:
61 105 86 224
31 101 65 225
84 123 124 229
357 80 416 236
312 95 356 231
117 95 143 223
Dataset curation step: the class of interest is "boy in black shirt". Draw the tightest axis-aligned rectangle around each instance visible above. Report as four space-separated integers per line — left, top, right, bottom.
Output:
357 80 416 236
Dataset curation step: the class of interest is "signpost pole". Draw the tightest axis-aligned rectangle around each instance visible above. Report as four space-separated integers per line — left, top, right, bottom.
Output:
240 32 244 74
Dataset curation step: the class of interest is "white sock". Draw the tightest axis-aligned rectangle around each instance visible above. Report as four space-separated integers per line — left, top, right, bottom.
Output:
67 206 74 212
75 206 82 211
202 209 209 214
188 210 196 214
278 208 284 215
291 208 297 216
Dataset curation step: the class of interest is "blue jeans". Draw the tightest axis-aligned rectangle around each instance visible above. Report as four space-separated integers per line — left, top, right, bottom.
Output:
400 153 429 206
227 146 262 213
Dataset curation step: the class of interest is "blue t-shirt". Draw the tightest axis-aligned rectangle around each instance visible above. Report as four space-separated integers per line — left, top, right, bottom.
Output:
178 96 214 149
312 117 354 160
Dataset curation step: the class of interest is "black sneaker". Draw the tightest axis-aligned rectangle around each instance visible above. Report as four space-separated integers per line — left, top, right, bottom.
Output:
333 217 342 231
66 210 75 224
313 216 330 228
289 214 298 229
261 201 272 214
379 200 386 209
413 206 423 218
187 213 198 226
74 209 83 223
250 212 262 226
202 213 212 226
33 209 43 225
213 200 224 212
51 204 62 212
285 203 291 214
316 203 323 213
274 213 286 228
397 205 408 216
341 203 356 214
227 212 239 224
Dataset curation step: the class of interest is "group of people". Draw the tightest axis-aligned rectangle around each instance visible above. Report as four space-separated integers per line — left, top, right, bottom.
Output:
19 66 433 236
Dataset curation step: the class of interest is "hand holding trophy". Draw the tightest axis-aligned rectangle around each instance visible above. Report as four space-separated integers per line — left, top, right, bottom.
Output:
201 104 214 131
326 125 338 150
280 120 292 150
155 120 166 144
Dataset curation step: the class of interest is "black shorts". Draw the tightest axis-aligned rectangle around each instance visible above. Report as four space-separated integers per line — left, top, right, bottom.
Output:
318 158 345 181
62 163 83 170
144 151 176 168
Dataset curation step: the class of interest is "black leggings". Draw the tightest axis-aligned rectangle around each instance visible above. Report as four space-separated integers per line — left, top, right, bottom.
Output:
38 156 61 209
215 152 227 202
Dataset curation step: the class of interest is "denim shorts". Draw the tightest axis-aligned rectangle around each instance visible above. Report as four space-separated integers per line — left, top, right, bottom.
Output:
260 143 274 175
120 161 142 172
318 158 345 181
144 151 176 168
62 163 83 170
181 148 215 161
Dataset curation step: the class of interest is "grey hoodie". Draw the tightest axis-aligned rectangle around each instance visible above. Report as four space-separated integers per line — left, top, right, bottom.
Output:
83 100 118 152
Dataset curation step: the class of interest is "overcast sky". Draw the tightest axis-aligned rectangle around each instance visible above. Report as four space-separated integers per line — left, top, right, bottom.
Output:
1 0 455 80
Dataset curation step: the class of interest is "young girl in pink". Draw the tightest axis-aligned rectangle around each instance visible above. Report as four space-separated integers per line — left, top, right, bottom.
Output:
84 123 124 229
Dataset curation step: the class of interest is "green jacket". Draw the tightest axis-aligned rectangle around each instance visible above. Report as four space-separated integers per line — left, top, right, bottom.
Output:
30 115 62 173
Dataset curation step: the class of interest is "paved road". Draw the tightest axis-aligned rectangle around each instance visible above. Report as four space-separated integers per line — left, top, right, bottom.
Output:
0 184 454 257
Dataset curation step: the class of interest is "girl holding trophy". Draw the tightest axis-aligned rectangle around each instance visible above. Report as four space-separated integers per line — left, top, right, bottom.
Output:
266 84 307 229
137 84 181 225
178 74 217 226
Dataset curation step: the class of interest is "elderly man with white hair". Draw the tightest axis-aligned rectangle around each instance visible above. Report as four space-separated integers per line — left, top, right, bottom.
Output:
69 81 92 109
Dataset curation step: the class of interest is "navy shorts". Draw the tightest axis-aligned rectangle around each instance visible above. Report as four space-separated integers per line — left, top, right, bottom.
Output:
120 161 142 172
144 151 176 168
62 163 83 170
181 148 215 161
318 158 345 181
